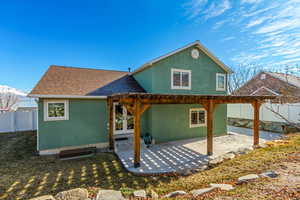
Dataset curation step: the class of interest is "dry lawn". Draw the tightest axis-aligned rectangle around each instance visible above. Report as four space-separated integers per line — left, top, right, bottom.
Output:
0 131 299 200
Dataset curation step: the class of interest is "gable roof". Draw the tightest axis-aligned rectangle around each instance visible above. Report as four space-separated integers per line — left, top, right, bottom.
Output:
266 72 300 88
29 65 142 98
233 71 300 96
132 40 233 75
250 86 280 96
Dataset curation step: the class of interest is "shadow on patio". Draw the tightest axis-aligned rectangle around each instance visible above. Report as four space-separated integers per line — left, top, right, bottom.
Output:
115 127 281 174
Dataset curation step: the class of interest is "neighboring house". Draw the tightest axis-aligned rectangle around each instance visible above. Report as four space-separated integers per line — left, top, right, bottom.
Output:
234 71 300 99
228 71 300 132
29 41 232 155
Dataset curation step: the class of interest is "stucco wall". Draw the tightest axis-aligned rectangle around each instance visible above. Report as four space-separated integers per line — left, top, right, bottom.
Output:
38 99 108 151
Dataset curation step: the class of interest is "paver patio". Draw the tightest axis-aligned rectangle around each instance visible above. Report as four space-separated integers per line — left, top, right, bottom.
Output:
115 126 281 174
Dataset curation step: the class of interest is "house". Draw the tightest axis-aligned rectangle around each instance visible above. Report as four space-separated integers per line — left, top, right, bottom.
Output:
29 41 235 155
228 71 300 133
234 71 300 101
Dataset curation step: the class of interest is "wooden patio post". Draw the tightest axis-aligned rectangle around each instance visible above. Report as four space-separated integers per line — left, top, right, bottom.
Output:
204 99 215 156
108 98 114 150
252 100 261 146
133 99 141 168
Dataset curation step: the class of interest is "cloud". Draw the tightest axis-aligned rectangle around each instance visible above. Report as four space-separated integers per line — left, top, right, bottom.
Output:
222 36 235 41
203 0 232 19
184 0 231 20
231 51 269 64
254 19 300 34
240 0 263 4
184 0 208 19
246 16 270 28
183 0 300 66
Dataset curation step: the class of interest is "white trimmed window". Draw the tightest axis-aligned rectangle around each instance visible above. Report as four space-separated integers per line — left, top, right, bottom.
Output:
189 108 206 128
216 73 226 91
44 100 69 121
171 68 191 90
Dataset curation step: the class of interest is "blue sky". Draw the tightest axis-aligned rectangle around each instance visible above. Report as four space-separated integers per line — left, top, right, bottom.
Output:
1 0 300 92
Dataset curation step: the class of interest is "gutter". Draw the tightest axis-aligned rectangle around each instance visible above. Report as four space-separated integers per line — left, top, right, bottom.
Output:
27 94 107 99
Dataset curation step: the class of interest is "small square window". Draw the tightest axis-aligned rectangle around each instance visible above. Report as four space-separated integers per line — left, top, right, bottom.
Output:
190 108 206 128
216 73 226 91
171 68 191 90
44 100 69 121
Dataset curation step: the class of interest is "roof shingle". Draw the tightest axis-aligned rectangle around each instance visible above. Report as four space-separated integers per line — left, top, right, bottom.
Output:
30 65 131 96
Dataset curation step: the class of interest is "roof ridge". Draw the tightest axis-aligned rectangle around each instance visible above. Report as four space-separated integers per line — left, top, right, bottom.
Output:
49 65 128 73
132 40 233 75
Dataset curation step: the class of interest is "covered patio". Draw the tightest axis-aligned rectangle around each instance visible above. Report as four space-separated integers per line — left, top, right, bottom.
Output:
114 127 280 174
108 93 275 170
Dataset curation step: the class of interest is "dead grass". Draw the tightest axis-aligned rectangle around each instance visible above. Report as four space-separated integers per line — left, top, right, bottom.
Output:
0 132 173 200
0 132 299 200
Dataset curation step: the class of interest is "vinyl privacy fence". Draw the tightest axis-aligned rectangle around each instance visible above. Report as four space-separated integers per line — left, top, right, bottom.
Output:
227 103 300 123
0 110 37 133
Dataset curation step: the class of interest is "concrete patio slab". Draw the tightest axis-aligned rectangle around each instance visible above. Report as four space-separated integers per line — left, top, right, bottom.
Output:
115 126 281 174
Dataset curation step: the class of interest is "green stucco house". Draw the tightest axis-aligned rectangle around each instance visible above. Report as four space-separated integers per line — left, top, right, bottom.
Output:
29 41 232 155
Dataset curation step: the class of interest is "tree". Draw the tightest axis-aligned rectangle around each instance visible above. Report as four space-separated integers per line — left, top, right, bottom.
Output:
0 86 21 113
229 64 300 130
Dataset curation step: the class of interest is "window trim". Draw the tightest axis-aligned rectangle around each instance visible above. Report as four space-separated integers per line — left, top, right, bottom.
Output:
216 73 226 91
189 108 207 128
44 100 69 121
171 68 192 90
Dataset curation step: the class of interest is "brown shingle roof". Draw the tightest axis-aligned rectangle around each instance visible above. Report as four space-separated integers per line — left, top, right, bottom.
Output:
29 65 129 96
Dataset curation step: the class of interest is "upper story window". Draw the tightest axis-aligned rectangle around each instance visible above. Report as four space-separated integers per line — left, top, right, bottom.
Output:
216 73 226 91
171 68 191 90
44 100 69 121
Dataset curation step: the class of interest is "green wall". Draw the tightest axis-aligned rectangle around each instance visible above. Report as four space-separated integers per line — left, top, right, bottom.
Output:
38 99 108 151
134 45 228 95
38 44 229 150
134 44 228 142
143 104 227 143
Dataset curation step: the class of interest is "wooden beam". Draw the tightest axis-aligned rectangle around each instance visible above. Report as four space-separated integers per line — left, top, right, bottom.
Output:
118 97 270 105
140 104 150 115
107 98 114 150
252 100 261 146
133 99 141 168
123 104 134 115
203 100 215 156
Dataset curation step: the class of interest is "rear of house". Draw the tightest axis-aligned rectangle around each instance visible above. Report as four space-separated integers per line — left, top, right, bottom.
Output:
29 41 232 155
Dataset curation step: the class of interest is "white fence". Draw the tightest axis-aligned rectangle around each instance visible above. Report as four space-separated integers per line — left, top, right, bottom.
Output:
0 110 37 133
227 103 300 123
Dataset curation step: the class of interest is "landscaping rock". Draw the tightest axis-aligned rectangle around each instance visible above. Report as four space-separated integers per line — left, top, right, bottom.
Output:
30 195 56 200
55 188 88 200
236 147 252 155
222 152 235 160
133 190 146 198
208 156 223 167
237 174 259 184
210 183 234 191
164 190 186 198
96 190 125 200
178 169 192 176
260 171 279 178
150 190 159 199
191 187 215 197
259 143 268 148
